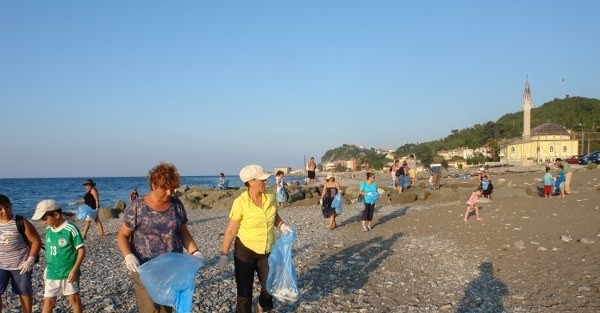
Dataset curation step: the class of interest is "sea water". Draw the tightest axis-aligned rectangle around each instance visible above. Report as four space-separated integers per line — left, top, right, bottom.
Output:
0 175 307 217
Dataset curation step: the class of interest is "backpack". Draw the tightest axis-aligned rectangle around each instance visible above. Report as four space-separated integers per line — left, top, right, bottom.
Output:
15 215 43 263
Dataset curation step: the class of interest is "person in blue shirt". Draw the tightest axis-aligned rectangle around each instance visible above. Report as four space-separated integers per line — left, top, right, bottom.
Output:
556 164 566 199
358 172 378 232
543 167 553 199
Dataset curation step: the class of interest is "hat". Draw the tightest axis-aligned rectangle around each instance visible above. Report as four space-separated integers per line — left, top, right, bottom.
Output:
326 172 334 179
479 167 485 172
82 179 96 186
32 199 61 220
239 165 271 183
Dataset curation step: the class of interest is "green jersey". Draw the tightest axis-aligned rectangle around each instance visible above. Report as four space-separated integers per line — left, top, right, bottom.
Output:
44 221 84 280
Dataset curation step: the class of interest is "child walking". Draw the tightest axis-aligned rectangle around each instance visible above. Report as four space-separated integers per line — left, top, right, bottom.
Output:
464 187 484 222
32 199 85 313
543 166 553 199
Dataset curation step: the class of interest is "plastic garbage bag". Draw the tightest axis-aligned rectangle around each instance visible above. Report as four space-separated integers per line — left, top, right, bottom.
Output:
138 252 206 313
331 192 343 215
481 177 490 191
276 187 288 203
76 205 97 221
267 229 301 303
365 192 380 205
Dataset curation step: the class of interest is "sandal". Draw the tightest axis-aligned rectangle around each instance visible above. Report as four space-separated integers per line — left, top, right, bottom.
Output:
361 227 369 232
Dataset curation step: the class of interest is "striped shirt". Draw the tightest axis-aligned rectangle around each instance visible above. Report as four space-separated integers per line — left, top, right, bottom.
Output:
0 217 30 270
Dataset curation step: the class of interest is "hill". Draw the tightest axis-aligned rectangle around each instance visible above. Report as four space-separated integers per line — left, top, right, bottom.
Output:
320 97 600 168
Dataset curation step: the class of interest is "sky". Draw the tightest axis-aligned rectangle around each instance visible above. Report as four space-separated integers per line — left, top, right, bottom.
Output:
1 1 599 178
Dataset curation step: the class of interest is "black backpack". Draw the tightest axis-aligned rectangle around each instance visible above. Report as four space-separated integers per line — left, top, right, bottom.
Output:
16 215 43 263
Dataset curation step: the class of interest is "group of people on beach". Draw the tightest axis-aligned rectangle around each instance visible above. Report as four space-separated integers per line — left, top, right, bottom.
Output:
389 154 418 193
542 158 573 199
1 177 109 313
1 162 296 313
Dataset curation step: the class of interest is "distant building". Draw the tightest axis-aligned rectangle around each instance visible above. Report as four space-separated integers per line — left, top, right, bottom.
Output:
499 79 579 164
273 167 292 175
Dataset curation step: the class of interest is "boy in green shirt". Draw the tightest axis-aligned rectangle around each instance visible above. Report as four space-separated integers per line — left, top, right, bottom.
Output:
32 199 85 313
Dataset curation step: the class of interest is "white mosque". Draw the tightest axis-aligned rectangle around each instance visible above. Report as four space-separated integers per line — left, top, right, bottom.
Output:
499 79 579 164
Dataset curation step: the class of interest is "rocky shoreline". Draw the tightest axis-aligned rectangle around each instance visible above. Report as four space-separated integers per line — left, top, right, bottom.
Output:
3 166 599 312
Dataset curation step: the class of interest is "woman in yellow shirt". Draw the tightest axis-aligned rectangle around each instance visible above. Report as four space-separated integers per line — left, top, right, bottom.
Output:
219 165 292 313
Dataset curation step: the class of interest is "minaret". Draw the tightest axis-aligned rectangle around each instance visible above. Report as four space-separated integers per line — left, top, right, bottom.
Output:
522 77 532 141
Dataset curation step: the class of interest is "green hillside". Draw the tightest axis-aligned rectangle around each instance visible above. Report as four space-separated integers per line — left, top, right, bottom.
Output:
321 97 600 169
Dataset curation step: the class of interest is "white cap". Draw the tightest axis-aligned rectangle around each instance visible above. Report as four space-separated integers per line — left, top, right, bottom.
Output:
32 199 60 220
239 165 271 183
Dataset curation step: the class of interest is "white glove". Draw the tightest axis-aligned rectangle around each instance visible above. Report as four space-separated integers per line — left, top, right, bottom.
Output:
19 256 36 275
279 223 292 233
192 251 204 258
366 192 373 197
218 255 229 273
124 254 139 272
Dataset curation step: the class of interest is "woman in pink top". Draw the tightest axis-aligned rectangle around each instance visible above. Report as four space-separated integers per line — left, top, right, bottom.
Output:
464 186 484 222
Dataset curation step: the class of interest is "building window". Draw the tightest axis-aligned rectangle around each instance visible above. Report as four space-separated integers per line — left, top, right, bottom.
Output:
563 146 567 153
511 147 515 152
549 146 554 153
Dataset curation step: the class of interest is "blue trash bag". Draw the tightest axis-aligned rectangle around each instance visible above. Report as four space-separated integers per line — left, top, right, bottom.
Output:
276 187 288 203
331 192 343 215
481 178 490 191
138 252 206 313
365 192 380 205
267 229 301 303
401 176 411 190
76 205 97 221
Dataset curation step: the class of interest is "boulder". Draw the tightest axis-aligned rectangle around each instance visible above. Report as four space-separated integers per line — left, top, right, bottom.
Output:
97 207 113 221
289 190 305 203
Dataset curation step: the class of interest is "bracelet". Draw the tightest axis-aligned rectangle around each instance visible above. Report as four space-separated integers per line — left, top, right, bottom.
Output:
189 250 198 255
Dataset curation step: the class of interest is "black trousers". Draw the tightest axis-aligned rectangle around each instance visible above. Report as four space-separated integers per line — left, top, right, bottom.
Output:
234 238 273 313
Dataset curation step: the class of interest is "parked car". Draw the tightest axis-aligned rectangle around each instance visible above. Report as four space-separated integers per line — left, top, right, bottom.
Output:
578 151 600 165
565 155 582 164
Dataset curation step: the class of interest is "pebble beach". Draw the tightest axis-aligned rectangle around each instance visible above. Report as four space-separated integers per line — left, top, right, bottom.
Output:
3 166 600 313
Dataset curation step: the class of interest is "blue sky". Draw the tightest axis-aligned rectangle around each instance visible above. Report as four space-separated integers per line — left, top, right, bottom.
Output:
1 1 599 178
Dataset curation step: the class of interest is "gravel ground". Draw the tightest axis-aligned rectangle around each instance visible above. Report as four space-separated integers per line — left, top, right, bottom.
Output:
3 167 599 313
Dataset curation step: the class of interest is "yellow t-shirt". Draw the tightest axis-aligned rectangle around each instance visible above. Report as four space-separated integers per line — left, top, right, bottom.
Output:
229 191 277 254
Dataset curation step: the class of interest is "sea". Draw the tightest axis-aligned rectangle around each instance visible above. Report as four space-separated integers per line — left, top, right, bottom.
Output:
0 175 307 217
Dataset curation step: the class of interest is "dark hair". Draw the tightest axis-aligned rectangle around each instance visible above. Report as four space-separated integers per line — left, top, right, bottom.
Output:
276 170 284 176
83 179 96 187
366 172 375 179
555 158 562 162
545 167 551 172
0 194 11 207
220 173 224 176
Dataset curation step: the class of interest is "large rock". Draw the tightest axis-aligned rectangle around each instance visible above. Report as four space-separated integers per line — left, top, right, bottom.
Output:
289 190 306 202
97 207 113 221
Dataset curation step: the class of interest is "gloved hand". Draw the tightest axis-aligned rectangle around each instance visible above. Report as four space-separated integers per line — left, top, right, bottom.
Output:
19 256 36 274
279 223 292 234
191 251 204 258
124 254 139 272
218 255 229 273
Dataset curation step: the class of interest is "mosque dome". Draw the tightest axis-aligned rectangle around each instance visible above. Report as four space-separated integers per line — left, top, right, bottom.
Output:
530 123 569 136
